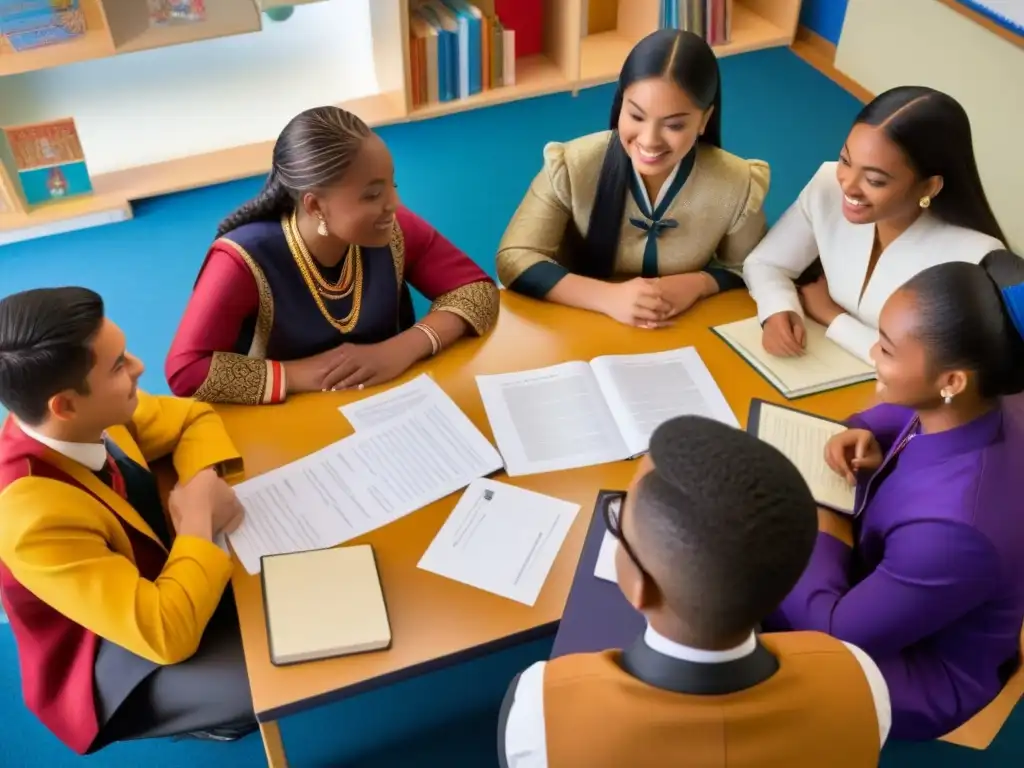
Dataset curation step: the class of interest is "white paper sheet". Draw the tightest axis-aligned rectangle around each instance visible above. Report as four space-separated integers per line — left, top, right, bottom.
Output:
590 347 739 454
594 531 618 583
339 374 445 431
475 362 631 476
228 399 504 574
417 479 580 606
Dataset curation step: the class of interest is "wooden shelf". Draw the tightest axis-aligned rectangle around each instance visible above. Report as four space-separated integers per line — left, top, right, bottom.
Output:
0 0 801 242
580 2 795 87
408 55 569 121
105 0 262 54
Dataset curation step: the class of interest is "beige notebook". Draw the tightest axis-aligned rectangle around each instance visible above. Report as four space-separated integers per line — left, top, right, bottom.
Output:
261 545 391 666
748 399 855 515
713 316 876 398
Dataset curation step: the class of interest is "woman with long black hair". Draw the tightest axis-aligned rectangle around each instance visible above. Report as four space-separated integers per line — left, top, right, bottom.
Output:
744 86 1007 363
496 29 769 328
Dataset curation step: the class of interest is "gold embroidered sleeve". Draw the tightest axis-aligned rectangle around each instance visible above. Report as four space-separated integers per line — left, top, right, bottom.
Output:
191 352 274 405
430 280 500 335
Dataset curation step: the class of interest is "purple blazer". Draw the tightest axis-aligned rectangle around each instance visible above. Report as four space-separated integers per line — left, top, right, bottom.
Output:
764 399 1024 740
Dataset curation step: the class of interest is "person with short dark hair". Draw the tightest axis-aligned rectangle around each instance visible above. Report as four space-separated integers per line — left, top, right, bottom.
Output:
744 86 1005 363
0 287 255 754
500 416 890 767
766 251 1024 740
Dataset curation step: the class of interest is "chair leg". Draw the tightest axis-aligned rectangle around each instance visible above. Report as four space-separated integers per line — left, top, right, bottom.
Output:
260 720 289 768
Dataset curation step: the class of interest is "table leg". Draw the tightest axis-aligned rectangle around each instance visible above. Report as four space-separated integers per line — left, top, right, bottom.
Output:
260 720 289 768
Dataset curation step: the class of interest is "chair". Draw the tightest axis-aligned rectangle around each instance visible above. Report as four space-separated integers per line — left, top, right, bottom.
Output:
939 625 1024 749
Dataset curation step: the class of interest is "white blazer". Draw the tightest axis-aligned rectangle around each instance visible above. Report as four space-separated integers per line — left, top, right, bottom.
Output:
743 162 1004 362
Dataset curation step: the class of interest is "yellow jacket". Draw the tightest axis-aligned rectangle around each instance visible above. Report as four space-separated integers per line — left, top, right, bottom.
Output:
0 391 243 665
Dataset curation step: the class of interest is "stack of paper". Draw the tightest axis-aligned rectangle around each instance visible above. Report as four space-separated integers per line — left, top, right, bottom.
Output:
227 376 503 574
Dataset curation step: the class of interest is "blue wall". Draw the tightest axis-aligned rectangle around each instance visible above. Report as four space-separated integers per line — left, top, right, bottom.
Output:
800 0 850 44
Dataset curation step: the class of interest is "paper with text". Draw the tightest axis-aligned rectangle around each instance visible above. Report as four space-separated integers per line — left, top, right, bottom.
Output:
715 317 875 398
418 479 579 606
476 362 630 475
340 374 444 430
228 400 504 574
756 403 855 513
594 531 618 583
590 347 738 454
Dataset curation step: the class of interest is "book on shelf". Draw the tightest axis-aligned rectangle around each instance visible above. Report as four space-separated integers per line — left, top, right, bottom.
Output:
475 347 737 477
2 117 93 207
147 0 206 26
0 0 85 52
262 545 392 666
494 0 540 57
659 0 732 45
410 0 516 108
712 316 876 399
747 399 856 515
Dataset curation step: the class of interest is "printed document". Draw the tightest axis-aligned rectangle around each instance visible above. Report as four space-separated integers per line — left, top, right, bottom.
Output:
475 347 737 476
228 398 503 574
418 479 579 606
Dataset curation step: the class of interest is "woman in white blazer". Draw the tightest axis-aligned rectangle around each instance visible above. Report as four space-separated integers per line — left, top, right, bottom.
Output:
743 86 1006 362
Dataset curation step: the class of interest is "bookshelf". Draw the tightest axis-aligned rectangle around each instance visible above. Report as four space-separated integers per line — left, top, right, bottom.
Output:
0 0 802 244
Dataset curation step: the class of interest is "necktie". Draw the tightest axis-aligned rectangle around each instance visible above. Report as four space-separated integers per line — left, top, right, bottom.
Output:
98 438 173 548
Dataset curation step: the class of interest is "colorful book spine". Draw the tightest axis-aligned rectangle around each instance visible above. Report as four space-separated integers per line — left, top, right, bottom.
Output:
659 0 731 44
493 0 541 58
2 118 92 206
0 0 84 51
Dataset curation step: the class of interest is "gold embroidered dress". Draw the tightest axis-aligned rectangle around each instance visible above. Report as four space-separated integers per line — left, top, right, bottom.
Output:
497 130 770 295
166 206 499 404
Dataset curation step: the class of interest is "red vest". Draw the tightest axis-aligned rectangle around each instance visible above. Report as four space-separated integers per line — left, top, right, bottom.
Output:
0 419 169 754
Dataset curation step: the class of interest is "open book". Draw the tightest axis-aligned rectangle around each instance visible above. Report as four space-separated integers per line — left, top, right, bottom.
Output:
262 545 391 666
713 316 876 398
747 399 855 515
475 347 737 476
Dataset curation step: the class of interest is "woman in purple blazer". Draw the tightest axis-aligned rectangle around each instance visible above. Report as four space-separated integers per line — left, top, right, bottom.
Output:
764 250 1024 740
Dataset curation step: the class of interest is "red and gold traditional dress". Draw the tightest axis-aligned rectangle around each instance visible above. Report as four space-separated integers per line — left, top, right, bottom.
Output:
165 206 499 404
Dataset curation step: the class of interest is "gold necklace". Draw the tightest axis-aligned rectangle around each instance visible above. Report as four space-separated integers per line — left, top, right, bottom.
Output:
283 214 363 333
288 212 356 298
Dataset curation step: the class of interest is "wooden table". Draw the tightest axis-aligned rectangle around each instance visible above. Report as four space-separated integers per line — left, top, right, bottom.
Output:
214 291 876 767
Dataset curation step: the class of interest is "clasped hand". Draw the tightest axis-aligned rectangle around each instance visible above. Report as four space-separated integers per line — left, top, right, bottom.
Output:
603 274 713 328
169 467 244 538
288 339 414 394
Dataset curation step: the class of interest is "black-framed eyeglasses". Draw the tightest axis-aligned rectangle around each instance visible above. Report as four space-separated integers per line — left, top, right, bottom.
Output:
601 491 649 580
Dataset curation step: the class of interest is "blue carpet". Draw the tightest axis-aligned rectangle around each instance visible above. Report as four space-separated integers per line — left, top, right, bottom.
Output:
0 47 1020 765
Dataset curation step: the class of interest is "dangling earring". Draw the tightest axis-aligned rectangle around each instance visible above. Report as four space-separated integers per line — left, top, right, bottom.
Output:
941 389 953 405
919 195 931 209
316 215 328 237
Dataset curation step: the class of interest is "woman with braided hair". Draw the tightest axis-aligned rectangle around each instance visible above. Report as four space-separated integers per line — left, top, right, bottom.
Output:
166 106 499 404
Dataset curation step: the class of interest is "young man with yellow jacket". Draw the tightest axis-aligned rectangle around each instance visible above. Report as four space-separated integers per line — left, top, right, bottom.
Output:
0 287 254 753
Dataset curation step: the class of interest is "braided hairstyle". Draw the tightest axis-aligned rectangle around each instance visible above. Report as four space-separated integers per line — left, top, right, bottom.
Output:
216 106 372 238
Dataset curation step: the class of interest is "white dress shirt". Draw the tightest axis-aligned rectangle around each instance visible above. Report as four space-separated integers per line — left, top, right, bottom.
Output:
502 624 892 767
742 161 1004 363
17 420 107 471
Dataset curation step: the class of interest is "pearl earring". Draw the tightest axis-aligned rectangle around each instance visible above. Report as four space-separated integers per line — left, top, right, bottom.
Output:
941 389 953 405
919 196 931 209
316 216 328 237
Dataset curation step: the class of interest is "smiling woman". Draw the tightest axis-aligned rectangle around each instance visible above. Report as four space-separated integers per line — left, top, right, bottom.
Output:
742 85 1007 364
164 106 499 405
495 29 770 330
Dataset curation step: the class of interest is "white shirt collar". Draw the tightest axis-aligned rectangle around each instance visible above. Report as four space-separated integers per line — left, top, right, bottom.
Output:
633 160 681 211
644 624 757 664
18 420 107 472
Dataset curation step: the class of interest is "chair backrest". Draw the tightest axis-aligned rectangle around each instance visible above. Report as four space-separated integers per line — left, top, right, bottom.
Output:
940 625 1024 749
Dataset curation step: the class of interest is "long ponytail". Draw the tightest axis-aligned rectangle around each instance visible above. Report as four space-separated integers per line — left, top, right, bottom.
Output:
215 170 292 238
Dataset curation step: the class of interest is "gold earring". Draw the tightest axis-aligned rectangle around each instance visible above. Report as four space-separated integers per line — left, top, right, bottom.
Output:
316 216 328 237
919 196 931 209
